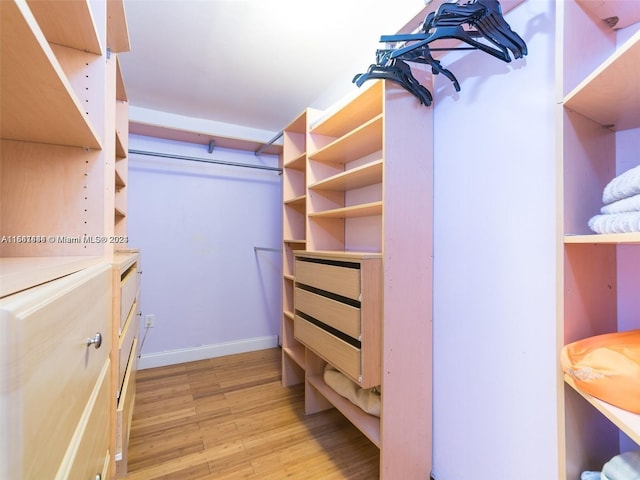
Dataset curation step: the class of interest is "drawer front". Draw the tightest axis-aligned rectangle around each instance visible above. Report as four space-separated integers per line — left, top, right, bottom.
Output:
295 287 360 339
120 263 138 330
55 360 110 480
118 299 138 396
295 258 360 300
115 338 139 476
294 314 361 382
0 263 112 480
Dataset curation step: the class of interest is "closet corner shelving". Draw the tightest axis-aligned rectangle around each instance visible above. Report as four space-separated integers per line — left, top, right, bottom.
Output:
557 1 640 479
281 107 320 387
281 79 434 479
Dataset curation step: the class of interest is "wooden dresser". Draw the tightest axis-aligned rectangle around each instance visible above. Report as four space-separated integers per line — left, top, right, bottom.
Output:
0 261 112 479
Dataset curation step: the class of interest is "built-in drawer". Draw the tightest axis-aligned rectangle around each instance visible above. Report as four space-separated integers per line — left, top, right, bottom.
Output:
118 300 139 396
55 360 111 480
293 252 382 389
0 263 112 480
294 314 361 382
294 286 360 339
115 338 138 477
295 257 361 300
120 263 138 330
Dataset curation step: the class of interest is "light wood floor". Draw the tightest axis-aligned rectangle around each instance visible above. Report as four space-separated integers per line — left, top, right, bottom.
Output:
125 348 380 479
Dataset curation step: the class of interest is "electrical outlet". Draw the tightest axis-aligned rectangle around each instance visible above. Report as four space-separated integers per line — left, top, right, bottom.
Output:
145 314 155 328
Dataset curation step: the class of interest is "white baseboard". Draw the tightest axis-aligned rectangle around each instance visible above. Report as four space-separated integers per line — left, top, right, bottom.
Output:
137 335 279 370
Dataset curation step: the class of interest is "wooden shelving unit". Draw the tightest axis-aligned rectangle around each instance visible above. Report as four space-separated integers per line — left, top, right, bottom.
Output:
281 108 319 386
1 1 136 479
281 79 434 479
557 2 640 478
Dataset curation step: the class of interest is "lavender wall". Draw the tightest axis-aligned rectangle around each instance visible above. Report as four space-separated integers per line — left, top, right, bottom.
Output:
431 1 559 478
127 134 282 368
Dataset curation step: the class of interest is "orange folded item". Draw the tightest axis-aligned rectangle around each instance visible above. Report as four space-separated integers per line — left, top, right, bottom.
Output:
561 329 640 414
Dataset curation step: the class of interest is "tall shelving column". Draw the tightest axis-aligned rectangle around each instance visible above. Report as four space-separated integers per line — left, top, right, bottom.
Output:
281 109 318 387
557 2 640 478
301 79 434 479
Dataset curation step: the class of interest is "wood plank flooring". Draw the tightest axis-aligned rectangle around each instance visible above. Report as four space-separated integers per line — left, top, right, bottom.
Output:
126 348 380 479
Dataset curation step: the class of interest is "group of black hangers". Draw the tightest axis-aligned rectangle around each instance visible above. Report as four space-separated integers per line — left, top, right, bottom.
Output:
353 0 528 106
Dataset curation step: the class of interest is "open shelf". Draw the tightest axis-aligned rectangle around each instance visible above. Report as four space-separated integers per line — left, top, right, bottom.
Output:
308 201 383 219
283 346 306 370
26 0 102 54
107 0 131 53
310 115 383 164
311 81 383 138
284 152 306 171
565 375 640 445
307 374 380 447
564 29 640 131
284 195 306 210
310 160 383 192
0 0 102 149
565 232 640 244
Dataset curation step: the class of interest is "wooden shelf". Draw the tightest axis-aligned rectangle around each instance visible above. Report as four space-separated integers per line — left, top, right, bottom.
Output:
576 0 640 30
564 29 640 131
26 0 102 54
0 0 102 149
309 201 383 219
284 110 307 134
283 239 306 245
565 375 640 445
283 152 306 171
310 115 383 163
115 166 126 188
116 57 128 102
307 374 380 447
283 346 305 370
310 160 383 192
565 232 640 244
107 0 131 53
311 81 383 138
284 195 306 209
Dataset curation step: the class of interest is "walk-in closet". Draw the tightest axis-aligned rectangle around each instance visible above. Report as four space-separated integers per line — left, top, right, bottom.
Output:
1 1 638 479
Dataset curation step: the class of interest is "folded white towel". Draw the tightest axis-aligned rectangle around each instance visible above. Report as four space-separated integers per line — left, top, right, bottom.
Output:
601 193 640 214
588 211 640 234
603 165 640 205
602 450 640 480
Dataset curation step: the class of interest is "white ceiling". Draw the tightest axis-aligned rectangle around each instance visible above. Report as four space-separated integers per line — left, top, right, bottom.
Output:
119 0 429 135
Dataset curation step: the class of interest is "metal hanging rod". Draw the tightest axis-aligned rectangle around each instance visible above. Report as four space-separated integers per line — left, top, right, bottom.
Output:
255 130 283 156
129 149 282 172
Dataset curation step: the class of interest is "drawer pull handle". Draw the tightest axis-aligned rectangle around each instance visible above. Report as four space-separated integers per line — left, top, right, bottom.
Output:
95 475 101 480
86 332 102 349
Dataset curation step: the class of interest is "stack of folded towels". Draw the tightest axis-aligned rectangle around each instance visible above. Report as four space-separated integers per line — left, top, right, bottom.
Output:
581 450 640 480
589 164 640 234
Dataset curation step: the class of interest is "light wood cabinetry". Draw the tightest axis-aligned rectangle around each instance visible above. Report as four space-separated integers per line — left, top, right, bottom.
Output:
0 1 134 479
110 251 140 478
557 2 640 478
0 263 112 480
281 80 433 479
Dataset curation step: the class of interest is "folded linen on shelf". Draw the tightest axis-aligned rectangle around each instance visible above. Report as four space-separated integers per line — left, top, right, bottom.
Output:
323 364 381 417
602 450 640 480
581 450 640 480
602 164 640 205
588 211 640 234
601 193 640 215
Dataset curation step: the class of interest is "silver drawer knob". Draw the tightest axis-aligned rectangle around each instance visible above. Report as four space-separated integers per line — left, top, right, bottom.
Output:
95 475 101 480
86 332 102 349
